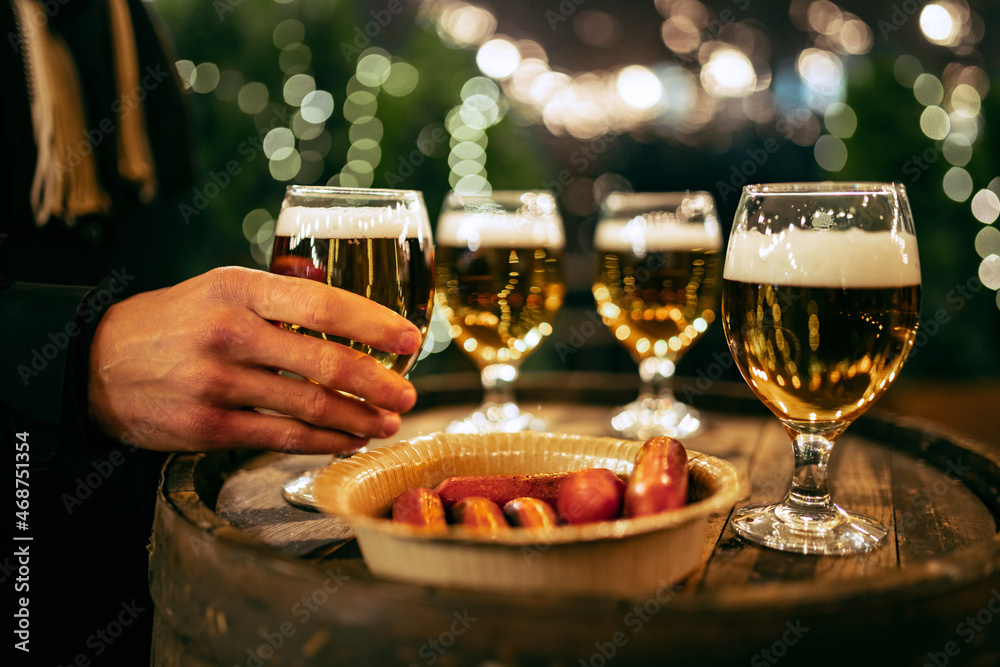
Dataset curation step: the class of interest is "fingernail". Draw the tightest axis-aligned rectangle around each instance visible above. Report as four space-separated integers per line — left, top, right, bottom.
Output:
380 412 401 438
397 386 417 412
399 329 421 354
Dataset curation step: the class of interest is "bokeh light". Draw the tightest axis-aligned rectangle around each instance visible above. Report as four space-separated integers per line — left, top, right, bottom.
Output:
617 66 662 109
972 189 1000 224
477 38 520 79
920 3 962 46
919 106 950 140
701 48 756 98
942 166 973 202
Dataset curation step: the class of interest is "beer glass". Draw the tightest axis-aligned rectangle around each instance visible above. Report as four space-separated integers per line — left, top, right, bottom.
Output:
435 190 565 433
722 182 920 555
270 186 435 509
593 192 722 439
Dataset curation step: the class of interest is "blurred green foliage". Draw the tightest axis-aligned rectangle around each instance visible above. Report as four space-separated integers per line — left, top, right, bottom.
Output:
152 0 999 381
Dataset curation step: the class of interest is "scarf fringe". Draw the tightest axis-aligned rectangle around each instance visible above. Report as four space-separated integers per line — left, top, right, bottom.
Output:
13 0 158 226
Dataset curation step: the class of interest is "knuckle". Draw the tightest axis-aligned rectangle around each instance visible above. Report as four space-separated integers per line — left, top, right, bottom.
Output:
300 287 341 333
300 388 331 424
178 405 227 444
315 344 346 384
275 420 310 454
200 314 249 353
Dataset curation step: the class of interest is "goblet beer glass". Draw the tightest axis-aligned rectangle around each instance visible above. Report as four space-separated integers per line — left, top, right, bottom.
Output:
435 190 565 433
270 186 435 509
722 182 920 555
593 191 722 439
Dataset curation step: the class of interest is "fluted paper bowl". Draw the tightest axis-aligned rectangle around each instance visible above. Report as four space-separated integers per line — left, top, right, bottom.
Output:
313 431 744 597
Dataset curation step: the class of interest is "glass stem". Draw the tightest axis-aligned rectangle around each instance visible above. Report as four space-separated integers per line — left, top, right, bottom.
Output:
481 363 518 405
785 432 835 510
638 357 676 403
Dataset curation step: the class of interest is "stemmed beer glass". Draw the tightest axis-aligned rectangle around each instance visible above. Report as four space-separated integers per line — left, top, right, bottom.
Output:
722 182 921 555
270 186 435 509
593 191 723 439
435 190 565 433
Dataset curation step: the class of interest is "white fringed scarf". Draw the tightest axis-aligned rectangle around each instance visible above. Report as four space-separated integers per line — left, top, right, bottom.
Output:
12 0 157 226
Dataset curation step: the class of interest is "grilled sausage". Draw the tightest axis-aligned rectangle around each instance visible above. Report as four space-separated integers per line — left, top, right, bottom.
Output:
623 437 689 518
503 497 558 529
556 468 626 525
391 487 447 531
450 496 507 531
433 472 575 510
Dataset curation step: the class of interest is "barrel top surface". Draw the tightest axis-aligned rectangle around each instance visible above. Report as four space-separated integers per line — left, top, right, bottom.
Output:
152 374 1000 665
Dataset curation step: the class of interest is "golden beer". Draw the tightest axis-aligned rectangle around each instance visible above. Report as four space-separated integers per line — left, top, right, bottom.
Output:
270 205 434 376
722 227 921 427
436 244 564 368
594 248 720 364
722 280 919 424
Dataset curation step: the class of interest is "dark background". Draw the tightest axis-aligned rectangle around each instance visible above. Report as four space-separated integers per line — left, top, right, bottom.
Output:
152 0 1000 441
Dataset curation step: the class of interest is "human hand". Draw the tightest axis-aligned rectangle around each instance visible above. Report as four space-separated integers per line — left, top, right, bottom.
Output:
87 266 422 454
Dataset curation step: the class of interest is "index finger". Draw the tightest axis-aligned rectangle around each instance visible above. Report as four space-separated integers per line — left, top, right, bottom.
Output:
249 271 423 356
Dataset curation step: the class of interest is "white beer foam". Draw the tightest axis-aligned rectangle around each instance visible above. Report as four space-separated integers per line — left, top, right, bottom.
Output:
594 218 722 252
276 205 431 239
436 211 565 249
724 228 921 287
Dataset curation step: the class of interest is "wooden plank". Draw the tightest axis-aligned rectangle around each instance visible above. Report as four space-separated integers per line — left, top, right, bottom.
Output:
215 453 352 557
699 420 796 589
151 384 1000 667
814 435 898 578
683 415 770 594
893 452 998 566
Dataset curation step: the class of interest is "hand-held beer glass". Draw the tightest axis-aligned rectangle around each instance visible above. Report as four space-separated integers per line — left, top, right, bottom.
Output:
722 182 920 555
271 186 435 509
593 191 722 439
435 190 565 433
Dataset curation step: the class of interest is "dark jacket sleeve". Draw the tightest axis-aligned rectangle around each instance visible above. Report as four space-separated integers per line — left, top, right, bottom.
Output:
0 275 124 472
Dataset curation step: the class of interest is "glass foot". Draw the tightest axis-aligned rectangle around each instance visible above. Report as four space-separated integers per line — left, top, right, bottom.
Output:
445 401 546 434
282 468 322 511
609 397 703 440
730 501 888 555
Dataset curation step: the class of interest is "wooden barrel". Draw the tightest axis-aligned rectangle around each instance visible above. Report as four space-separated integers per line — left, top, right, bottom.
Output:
149 373 1000 666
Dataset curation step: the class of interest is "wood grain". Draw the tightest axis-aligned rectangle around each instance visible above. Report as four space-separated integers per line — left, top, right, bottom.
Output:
150 376 1000 667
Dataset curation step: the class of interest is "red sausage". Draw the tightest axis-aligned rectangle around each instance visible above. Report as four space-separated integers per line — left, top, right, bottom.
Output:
391 487 447 532
433 472 575 510
503 497 558 529
450 496 507 532
556 468 626 525
623 437 689 518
